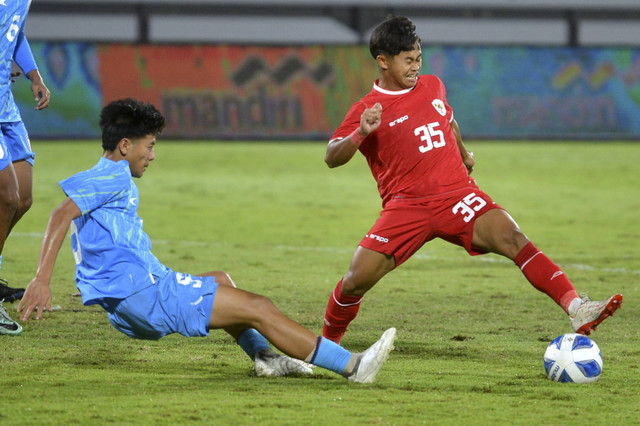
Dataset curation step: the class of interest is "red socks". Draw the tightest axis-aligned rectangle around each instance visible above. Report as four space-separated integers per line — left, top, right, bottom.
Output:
322 279 362 343
323 242 577 342
514 242 578 313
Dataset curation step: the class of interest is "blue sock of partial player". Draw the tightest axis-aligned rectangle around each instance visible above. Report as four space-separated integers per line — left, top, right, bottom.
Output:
236 329 271 359
0 254 2 272
306 336 353 375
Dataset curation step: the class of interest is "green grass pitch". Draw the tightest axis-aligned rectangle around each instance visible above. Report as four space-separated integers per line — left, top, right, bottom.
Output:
1 140 638 424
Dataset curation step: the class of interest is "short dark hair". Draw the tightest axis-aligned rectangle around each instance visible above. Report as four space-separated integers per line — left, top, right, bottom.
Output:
369 16 421 59
99 98 165 151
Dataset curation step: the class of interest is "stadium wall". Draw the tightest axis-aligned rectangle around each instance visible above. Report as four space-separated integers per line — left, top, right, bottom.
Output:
13 42 640 140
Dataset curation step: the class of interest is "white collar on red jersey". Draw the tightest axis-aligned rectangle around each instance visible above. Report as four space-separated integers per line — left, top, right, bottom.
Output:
373 80 417 95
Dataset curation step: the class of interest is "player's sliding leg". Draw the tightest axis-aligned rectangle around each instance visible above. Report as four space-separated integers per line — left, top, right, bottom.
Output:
472 209 622 334
323 247 395 343
308 326 397 383
209 283 396 382
198 270 309 376
230 326 312 377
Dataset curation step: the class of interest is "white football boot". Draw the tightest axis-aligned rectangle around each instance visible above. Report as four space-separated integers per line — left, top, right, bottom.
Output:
348 327 397 383
254 348 314 377
570 294 623 335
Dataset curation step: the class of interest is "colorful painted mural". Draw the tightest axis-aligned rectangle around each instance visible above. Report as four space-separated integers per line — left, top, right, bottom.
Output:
11 43 640 140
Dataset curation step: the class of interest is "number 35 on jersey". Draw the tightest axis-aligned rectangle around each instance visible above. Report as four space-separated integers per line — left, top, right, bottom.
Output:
415 122 445 153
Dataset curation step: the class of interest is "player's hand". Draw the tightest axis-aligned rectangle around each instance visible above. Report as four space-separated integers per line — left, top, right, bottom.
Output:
463 151 475 174
26 70 51 110
32 80 51 110
359 102 382 135
17 278 53 321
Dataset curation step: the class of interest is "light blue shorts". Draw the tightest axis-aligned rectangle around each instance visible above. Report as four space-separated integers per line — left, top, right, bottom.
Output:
0 121 34 171
107 271 218 340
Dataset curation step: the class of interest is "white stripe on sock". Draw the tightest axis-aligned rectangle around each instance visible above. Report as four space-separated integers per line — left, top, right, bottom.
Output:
519 252 542 271
332 290 362 307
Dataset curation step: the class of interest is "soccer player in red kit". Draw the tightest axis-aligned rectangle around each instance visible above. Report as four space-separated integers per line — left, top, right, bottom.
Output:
322 15 622 344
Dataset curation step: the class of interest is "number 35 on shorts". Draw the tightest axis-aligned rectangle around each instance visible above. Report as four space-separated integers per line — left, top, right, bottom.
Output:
176 273 203 289
452 192 487 223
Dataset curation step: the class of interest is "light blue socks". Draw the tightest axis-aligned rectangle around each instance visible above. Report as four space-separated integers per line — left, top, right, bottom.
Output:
306 336 352 374
237 329 271 359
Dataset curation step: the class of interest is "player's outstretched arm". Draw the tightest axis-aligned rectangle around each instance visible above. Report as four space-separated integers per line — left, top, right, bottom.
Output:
18 198 81 321
452 118 474 174
325 103 382 168
14 34 51 110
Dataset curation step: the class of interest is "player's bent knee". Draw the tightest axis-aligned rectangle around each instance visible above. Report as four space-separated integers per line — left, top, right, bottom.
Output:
0 186 20 211
246 293 280 322
200 270 236 287
498 229 530 259
341 274 375 297
18 196 33 215
213 271 236 288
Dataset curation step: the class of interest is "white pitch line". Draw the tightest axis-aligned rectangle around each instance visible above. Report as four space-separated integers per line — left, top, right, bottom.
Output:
12 232 640 275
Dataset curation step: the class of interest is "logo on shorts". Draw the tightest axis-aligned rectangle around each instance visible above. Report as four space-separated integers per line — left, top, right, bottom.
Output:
366 233 389 243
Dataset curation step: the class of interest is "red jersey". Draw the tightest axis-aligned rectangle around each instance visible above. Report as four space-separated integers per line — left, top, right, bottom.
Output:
332 75 472 206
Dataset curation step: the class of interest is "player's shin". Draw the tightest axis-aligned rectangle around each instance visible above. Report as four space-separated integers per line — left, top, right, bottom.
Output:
305 336 355 376
514 242 579 313
322 279 362 343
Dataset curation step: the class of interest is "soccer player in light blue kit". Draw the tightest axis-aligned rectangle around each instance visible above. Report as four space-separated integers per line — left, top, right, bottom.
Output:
18 98 396 382
0 0 51 335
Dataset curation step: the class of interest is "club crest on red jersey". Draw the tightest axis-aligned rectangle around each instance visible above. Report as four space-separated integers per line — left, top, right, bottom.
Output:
432 99 446 116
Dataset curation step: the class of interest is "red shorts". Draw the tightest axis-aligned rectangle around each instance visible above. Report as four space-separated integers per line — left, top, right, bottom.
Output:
359 186 502 267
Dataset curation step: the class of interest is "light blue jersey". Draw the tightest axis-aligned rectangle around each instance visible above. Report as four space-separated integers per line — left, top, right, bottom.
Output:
59 157 170 306
0 0 31 123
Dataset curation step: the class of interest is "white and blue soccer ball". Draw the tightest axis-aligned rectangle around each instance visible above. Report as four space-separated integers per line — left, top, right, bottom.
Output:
544 333 602 383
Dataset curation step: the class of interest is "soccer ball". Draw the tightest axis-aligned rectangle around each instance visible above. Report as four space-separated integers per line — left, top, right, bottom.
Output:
543 333 602 383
